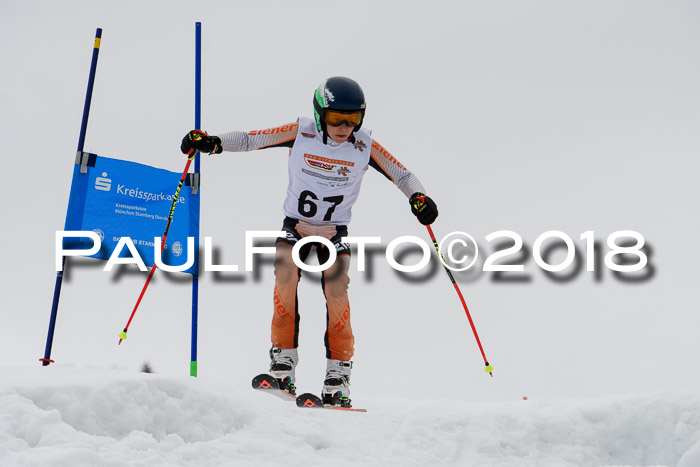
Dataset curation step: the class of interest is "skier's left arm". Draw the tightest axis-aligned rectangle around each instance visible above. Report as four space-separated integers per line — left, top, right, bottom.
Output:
369 139 438 225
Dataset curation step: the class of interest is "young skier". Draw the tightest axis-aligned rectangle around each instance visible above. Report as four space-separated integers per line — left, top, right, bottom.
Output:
181 76 438 407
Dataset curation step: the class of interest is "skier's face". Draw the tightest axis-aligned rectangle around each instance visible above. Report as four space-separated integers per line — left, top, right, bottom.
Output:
324 110 361 143
326 122 354 143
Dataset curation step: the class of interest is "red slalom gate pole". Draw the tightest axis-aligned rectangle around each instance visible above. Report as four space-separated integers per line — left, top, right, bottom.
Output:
425 224 494 376
118 152 196 344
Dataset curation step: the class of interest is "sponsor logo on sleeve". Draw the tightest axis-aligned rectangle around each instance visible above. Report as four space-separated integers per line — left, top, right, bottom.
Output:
248 123 298 136
372 141 406 170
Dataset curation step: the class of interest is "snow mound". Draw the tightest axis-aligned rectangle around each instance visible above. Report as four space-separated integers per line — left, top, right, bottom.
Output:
1 366 699 466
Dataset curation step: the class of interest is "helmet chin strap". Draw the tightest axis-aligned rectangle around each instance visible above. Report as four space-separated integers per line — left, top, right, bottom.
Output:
321 121 328 145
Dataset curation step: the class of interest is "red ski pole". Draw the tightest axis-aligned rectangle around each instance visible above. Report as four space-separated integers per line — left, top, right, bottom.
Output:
414 196 493 376
118 147 198 344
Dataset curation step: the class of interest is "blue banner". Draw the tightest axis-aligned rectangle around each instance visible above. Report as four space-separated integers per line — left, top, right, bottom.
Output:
64 154 200 274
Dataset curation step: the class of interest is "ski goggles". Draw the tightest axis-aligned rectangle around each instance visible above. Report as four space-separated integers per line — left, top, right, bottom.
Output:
324 110 363 128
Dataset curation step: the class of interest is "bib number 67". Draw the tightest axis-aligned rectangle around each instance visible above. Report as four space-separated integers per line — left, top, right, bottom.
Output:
298 190 344 222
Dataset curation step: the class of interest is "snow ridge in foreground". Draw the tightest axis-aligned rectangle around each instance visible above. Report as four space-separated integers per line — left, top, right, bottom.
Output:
1 366 699 467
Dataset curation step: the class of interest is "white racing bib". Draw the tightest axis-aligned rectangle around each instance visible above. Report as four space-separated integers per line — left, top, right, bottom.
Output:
283 117 372 225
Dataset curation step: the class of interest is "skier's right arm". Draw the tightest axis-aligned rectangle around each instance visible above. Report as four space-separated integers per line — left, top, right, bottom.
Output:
180 123 299 156
218 123 299 151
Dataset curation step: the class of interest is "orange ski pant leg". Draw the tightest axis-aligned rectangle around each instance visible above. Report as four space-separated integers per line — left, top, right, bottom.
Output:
271 243 300 350
322 254 354 361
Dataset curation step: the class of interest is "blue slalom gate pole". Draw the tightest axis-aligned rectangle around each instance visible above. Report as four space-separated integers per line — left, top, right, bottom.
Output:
41 28 103 366
190 22 202 377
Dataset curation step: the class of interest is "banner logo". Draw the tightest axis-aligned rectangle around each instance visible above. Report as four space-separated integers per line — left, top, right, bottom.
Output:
95 172 111 191
172 241 183 257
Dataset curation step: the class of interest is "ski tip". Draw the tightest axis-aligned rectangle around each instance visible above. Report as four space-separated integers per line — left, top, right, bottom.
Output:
252 374 297 401
296 393 324 408
251 373 281 391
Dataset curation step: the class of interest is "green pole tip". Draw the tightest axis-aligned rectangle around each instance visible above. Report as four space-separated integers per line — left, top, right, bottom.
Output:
190 361 198 377
484 364 494 373
118 331 127 340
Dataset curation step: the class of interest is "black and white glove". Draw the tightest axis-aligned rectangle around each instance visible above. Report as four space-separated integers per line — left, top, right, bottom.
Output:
409 192 439 225
180 130 222 155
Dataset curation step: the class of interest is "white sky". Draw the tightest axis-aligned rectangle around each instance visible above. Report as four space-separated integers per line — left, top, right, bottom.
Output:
2 0 699 402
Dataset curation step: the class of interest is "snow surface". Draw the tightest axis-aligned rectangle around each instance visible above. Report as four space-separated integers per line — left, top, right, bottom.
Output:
2 366 700 467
